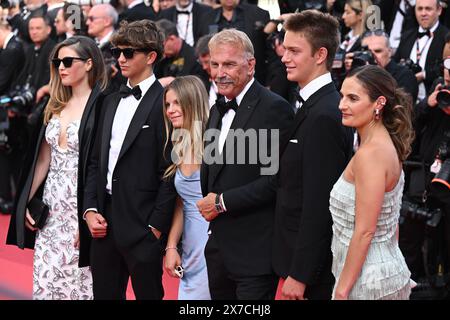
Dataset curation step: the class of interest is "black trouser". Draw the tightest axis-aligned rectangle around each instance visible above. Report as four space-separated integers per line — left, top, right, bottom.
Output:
205 234 278 300
90 195 164 300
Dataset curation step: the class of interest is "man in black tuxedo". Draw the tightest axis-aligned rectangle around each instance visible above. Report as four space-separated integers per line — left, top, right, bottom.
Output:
394 0 448 100
82 20 176 300
273 11 353 300
157 0 212 47
118 0 157 23
197 29 294 300
203 0 270 85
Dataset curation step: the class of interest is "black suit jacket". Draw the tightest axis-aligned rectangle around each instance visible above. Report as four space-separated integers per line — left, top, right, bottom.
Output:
204 4 270 85
393 23 449 93
82 79 176 266
200 80 294 276
13 38 56 92
272 82 353 288
0 35 25 95
385 60 418 103
157 2 213 45
380 0 417 35
118 2 157 23
6 85 104 256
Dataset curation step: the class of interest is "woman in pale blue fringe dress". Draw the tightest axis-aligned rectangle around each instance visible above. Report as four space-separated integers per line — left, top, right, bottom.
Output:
162 76 211 299
330 65 415 300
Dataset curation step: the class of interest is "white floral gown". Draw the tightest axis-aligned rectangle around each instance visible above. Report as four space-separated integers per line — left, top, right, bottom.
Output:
33 118 92 300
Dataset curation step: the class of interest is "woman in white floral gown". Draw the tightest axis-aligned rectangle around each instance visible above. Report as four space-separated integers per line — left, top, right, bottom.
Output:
7 36 107 300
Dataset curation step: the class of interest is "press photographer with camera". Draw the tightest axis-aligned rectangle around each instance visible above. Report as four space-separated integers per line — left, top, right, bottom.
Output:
393 0 448 101
398 32 450 299
344 29 418 102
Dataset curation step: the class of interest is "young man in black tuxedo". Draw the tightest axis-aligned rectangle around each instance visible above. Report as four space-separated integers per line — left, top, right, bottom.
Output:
197 29 293 300
273 10 353 300
82 20 176 300
394 0 448 100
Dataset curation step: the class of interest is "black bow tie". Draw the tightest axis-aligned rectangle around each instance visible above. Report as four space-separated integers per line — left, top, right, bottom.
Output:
119 84 142 100
216 97 238 117
418 30 431 38
177 10 190 15
295 91 305 105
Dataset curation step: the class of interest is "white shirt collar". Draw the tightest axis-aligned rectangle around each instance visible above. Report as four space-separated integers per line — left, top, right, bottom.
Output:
97 30 114 47
3 32 14 50
176 2 193 12
47 3 65 11
127 74 156 99
225 78 255 106
419 20 439 34
128 0 143 9
299 73 332 102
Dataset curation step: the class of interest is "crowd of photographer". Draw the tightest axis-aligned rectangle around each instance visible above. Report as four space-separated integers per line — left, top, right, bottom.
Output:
0 0 449 299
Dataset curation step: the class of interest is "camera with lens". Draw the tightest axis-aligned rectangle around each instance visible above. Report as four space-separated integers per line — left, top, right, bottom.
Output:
436 85 450 109
0 83 36 115
399 58 423 74
351 46 376 70
400 200 442 227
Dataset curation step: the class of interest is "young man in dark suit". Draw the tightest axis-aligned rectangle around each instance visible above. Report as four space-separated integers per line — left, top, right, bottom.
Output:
393 0 448 100
82 20 176 300
273 10 353 300
197 29 293 300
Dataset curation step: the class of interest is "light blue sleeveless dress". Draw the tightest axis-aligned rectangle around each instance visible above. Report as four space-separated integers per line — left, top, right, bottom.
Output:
174 168 211 300
329 171 413 300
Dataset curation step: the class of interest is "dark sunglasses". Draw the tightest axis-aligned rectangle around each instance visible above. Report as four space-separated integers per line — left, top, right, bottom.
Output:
362 29 389 40
52 57 87 68
110 47 150 59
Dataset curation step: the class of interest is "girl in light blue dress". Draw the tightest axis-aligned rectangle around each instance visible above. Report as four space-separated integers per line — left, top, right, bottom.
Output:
162 76 211 299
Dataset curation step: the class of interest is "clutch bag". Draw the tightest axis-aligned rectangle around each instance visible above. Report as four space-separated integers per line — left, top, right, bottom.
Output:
27 197 49 229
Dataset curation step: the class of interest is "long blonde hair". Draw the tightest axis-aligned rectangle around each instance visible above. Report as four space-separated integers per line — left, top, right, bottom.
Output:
44 36 108 124
163 76 209 178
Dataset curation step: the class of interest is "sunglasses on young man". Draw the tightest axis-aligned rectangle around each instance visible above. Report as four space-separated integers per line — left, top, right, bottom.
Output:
52 57 88 68
110 47 150 60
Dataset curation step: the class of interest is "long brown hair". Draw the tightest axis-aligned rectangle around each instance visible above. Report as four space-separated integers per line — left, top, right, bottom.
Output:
163 76 209 178
44 36 107 124
348 65 415 162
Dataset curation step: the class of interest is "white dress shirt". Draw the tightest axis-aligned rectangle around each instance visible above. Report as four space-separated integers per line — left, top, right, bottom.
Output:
218 78 255 153
295 72 333 110
106 74 156 193
209 81 218 109
389 0 416 51
176 2 194 47
97 30 114 49
409 20 439 100
127 0 143 9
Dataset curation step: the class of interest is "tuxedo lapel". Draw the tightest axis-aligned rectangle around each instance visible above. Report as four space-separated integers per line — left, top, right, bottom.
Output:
100 94 121 174
117 80 162 161
211 81 260 184
284 83 337 149
78 84 101 146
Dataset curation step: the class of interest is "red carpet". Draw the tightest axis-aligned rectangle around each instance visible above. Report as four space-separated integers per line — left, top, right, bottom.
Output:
0 213 179 300
1 213 283 300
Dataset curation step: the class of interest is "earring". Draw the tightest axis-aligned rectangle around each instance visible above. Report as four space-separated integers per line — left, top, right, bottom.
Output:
375 109 381 120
